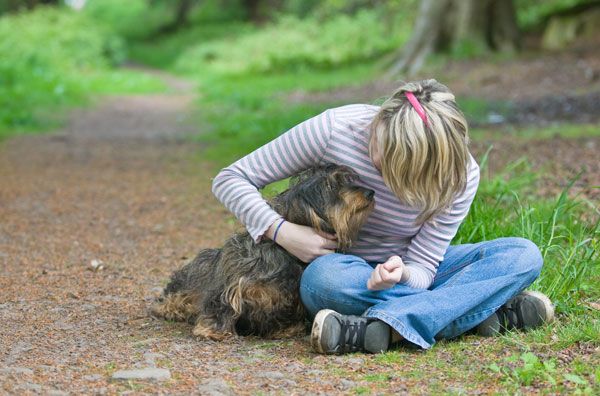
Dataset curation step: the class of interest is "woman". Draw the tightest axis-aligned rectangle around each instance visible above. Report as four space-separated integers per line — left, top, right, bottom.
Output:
211 79 554 354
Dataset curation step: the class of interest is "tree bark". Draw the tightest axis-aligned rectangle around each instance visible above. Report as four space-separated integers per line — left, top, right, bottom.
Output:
156 0 198 35
387 0 452 77
388 0 520 76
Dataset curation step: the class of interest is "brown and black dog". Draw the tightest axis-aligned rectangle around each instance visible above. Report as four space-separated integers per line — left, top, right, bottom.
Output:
151 164 375 340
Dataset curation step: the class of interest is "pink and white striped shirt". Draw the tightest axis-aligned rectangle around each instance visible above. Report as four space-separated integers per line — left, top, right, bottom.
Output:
211 104 480 289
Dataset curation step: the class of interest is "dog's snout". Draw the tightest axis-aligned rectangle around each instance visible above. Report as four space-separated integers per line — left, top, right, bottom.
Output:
363 189 375 200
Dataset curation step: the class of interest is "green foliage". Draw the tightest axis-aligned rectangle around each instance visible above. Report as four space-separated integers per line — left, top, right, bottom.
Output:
192 61 379 166
175 10 411 75
489 352 558 386
516 0 594 29
85 0 246 42
83 0 163 39
488 351 596 392
0 6 167 137
0 6 126 132
129 22 253 69
455 153 599 311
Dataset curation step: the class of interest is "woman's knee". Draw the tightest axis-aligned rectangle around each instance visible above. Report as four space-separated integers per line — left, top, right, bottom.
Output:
300 253 360 292
299 253 370 316
499 237 543 280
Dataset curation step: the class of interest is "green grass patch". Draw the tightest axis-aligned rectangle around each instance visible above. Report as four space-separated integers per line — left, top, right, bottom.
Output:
471 122 600 141
81 69 167 95
192 61 382 167
455 153 599 311
0 6 167 140
175 10 411 75
128 21 253 69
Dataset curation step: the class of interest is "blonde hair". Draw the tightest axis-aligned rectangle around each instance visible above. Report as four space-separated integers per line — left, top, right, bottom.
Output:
369 79 470 225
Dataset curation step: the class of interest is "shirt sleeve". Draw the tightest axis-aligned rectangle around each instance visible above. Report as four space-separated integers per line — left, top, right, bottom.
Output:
401 155 480 289
211 109 335 242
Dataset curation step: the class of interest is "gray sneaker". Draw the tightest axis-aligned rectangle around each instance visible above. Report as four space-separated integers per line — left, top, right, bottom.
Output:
476 291 555 336
310 309 391 354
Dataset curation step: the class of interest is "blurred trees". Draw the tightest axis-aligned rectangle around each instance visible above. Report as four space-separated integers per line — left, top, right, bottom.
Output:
0 0 58 13
389 0 520 75
155 0 200 34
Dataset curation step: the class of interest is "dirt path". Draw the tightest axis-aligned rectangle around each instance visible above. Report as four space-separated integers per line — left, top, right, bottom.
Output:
0 77 245 394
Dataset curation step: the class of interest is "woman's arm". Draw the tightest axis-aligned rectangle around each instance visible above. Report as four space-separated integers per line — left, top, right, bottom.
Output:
211 109 337 261
401 155 481 289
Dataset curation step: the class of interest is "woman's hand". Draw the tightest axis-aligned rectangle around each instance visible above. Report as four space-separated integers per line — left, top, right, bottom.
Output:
267 220 337 263
367 256 406 290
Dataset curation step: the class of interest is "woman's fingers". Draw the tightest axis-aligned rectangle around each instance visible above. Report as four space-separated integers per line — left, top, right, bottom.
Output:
373 264 384 282
316 229 337 241
367 265 383 290
378 265 395 284
318 248 336 257
382 260 403 272
320 238 338 250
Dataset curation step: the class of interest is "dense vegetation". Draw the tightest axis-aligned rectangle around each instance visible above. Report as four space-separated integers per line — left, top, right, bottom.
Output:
0 5 165 137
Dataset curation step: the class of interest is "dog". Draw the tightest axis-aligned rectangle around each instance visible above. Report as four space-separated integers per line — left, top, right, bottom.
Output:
151 163 375 340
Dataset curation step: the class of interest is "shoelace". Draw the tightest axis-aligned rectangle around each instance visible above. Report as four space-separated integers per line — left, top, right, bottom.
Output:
338 319 367 352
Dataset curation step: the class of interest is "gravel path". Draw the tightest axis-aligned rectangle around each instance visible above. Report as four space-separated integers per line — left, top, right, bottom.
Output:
0 78 246 394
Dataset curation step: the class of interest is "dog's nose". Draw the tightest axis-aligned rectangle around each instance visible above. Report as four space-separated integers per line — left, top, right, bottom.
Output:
363 189 375 199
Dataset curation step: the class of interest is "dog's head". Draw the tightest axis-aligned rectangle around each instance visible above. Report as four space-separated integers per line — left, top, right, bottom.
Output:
272 164 375 252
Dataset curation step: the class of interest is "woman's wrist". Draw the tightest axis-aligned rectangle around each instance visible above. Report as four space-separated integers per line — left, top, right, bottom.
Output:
265 218 286 242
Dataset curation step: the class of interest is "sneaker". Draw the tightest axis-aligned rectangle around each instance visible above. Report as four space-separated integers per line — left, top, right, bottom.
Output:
476 291 555 337
310 309 391 354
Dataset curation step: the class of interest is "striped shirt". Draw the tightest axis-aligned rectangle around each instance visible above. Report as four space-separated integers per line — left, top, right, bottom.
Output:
211 104 480 289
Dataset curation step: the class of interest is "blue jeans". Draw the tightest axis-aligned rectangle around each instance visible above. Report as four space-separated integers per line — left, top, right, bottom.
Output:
300 237 543 349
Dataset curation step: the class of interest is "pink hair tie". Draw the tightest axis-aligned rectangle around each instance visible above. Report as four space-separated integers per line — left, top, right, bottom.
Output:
405 91 429 127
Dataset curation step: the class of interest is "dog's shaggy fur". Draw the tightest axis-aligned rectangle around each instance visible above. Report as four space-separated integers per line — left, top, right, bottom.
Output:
151 164 375 340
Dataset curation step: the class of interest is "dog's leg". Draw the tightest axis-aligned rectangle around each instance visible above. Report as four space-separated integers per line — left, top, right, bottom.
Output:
227 279 307 339
150 292 199 322
269 321 307 339
192 316 234 341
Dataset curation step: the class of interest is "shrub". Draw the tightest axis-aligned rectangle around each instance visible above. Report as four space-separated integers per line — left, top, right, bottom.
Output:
0 6 125 130
175 9 411 75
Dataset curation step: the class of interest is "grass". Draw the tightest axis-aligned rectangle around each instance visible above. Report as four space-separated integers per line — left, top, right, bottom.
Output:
470 122 600 141
0 68 167 141
189 61 382 167
128 21 253 69
0 6 168 141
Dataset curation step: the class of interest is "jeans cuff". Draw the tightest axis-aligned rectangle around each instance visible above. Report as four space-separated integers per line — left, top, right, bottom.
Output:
364 308 432 350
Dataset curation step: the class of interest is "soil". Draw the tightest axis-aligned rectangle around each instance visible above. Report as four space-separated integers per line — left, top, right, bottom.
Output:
0 60 597 394
287 41 600 125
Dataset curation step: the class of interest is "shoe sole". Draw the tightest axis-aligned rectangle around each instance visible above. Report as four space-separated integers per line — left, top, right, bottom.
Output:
521 290 555 323
311 309 337 354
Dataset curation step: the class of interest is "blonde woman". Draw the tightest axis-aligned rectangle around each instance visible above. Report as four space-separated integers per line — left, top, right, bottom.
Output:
212 79 554 354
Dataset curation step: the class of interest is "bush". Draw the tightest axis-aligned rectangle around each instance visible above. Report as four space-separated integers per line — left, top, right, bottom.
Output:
83 0 168 39
517 0 591 29
0 6 125 130
175 9 411 75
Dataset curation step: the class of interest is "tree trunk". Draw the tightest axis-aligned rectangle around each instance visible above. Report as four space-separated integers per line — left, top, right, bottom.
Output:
241 0 283 23
156 0 197 35
388 0 519 76
387 0 452 76
243 0 262 22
